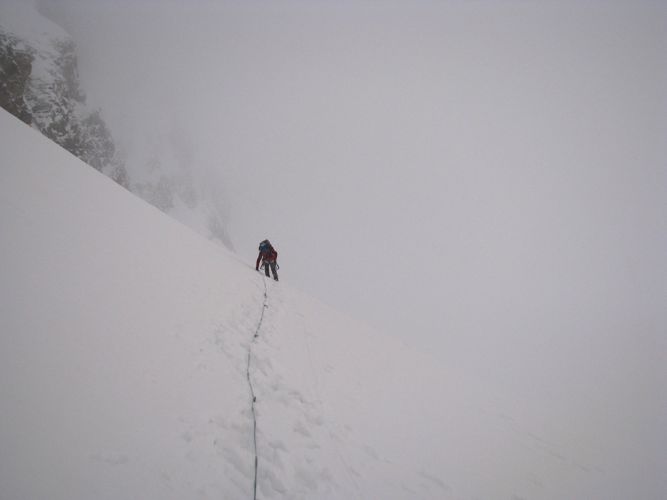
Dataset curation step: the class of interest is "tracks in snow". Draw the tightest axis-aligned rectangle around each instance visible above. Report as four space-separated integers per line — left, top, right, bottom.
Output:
246 276 268 500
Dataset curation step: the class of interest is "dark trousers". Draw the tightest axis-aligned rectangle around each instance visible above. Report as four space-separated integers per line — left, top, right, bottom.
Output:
263 261 278 281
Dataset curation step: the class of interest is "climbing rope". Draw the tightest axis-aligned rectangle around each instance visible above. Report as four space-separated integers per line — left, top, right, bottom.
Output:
246 276 268 499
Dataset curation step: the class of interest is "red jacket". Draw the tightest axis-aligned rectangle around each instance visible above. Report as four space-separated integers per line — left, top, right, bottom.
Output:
256 246 277 269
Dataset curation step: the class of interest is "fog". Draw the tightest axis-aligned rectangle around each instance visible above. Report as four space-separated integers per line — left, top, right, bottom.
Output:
35 0 665 381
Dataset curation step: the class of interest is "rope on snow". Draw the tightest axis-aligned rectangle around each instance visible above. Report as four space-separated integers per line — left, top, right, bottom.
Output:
246 276 268 500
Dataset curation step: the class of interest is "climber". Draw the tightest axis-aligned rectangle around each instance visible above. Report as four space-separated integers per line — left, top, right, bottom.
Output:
256 239 279 281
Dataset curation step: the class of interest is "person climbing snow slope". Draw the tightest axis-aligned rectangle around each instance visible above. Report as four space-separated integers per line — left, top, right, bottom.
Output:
256 239 279 281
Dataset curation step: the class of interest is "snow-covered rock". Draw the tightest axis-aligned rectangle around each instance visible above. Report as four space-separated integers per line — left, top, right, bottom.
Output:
0 2 233 249
0 1 127 187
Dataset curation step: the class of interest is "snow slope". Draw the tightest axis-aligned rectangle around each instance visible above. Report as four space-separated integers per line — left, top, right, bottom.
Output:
1 108 665 499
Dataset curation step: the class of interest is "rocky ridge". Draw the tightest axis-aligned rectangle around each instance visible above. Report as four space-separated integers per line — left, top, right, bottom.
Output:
0 4 128 187
0 3 233 249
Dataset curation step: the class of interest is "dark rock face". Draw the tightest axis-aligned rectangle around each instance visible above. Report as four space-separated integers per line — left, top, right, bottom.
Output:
0 34 33 124
0 28 129 189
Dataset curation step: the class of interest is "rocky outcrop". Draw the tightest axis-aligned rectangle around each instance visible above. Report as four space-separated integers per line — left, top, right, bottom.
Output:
0 33 33 124
0 10 128 188
1 3 233 249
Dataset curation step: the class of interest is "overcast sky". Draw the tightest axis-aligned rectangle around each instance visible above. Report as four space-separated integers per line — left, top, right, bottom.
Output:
32 0 666 380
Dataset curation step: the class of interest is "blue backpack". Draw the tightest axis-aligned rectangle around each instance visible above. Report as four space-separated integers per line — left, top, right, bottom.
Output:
259 240 272 254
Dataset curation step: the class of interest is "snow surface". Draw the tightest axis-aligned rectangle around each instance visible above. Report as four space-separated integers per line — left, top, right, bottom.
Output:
1 107 665 499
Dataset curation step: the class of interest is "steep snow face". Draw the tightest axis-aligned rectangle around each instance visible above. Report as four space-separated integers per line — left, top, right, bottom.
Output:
1 108 666 499
0 108 258 499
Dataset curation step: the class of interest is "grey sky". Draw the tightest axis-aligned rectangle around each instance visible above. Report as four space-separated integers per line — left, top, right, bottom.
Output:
35 0 666 375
